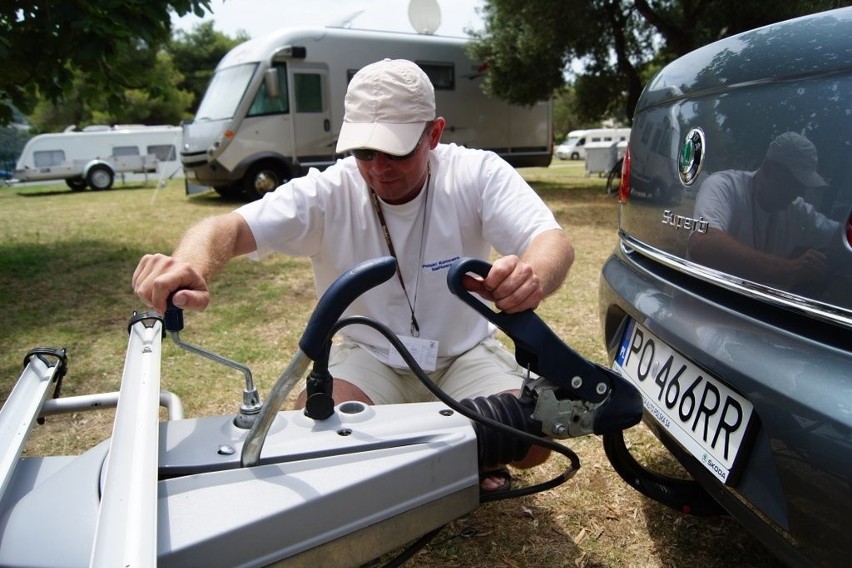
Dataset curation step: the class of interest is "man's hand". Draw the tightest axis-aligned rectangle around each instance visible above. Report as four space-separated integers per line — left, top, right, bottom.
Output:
462 255 544 313
784 248 829 288
132 253 210 314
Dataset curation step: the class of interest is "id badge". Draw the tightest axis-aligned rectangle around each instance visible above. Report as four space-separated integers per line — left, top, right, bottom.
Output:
387 335 439 372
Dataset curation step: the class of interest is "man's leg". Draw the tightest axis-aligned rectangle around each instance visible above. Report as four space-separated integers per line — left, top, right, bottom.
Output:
294 342 423 408
439 339 552 492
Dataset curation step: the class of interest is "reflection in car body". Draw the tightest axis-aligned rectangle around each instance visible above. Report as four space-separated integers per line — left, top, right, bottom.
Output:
599 8 852 568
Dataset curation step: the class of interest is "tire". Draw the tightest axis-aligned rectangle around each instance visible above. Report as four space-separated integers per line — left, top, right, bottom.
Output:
243 161 288 201
86 165 114 190
571 152 580 160
602 430 725 516
66 177 87 191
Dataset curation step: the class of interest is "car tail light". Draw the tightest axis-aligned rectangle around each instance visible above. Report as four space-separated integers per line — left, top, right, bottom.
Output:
618 146 632 203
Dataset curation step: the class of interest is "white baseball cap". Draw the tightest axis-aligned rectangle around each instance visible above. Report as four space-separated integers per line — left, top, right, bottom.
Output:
335 59 436 156
765 132 827 188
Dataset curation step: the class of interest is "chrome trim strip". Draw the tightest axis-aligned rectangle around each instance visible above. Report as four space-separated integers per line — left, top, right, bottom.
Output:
619 232 852 329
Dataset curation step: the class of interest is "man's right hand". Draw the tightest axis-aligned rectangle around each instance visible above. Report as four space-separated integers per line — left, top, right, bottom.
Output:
785 248 829 288
132 253 210 314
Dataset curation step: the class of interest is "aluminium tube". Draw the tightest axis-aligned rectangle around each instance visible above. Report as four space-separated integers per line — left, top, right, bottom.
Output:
89 318 163 568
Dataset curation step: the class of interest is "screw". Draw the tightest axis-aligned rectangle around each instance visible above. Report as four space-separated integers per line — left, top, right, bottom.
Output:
552 422 568 436
571 376 583 389
217 444 236 455
596 382 608 395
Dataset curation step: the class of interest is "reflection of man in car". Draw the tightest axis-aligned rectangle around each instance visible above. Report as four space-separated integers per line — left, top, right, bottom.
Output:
688 132 841 289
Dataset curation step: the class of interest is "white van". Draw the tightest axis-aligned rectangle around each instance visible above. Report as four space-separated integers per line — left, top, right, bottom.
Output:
181 26 553 200
14 125 183 190
555 128 630 160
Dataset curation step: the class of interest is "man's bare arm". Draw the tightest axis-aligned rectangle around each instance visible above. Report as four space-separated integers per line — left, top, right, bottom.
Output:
132 212 257 313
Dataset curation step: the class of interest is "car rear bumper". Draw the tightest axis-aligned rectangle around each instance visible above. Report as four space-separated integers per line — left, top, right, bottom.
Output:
599 241 852 568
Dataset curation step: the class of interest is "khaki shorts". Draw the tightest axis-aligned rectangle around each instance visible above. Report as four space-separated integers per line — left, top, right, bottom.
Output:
328 338 528 404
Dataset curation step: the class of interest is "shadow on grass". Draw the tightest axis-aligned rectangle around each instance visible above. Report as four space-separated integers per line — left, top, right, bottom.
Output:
0 238 143 337
14 184 160 198
374 494 582 568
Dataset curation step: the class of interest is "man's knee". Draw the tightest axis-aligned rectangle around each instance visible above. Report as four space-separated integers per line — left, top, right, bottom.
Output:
295 378 374 409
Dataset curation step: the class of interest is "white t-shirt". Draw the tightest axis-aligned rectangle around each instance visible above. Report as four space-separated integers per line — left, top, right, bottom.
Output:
693 169 838 257
237 143 562 367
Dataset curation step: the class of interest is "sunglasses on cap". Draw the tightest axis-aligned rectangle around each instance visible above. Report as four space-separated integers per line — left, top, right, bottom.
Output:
351 125 431 162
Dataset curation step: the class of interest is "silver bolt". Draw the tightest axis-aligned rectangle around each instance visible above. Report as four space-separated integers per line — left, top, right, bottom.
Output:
552 422 568 436
596 382 608 395
571 376 583 389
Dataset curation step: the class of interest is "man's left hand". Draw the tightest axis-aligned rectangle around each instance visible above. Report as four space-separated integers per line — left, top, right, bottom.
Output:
462 255 544 313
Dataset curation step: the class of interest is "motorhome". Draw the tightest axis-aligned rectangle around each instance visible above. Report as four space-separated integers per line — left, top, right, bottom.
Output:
14 125 183 190
181 27 553 200
555 128 630 160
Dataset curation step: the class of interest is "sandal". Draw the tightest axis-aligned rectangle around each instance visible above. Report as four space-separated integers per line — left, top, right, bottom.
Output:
479 467 512 494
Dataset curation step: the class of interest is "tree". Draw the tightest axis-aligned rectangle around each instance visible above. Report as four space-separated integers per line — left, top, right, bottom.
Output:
0 0 212 125
470 0 845 123
22 19 242 133
169 22 248 115
29 50 196 132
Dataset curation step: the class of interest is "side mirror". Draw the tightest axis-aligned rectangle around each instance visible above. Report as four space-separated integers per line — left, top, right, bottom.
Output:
264 68 280 99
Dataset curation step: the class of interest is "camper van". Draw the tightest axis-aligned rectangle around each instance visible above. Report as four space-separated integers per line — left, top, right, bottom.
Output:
555 128 630 160
14 125 183 190
181 27 553 200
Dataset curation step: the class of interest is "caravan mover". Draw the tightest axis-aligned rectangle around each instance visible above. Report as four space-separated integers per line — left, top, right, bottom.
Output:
14 125 183 190
181 27 553 200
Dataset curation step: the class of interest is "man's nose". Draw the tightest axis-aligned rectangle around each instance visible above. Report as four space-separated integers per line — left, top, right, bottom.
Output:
371 153 395 170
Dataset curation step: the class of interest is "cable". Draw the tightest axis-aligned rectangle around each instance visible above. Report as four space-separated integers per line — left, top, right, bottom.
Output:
326 316 582 504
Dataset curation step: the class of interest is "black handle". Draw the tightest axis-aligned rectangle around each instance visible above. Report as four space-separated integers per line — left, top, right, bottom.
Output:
447 257 610 403
299 257 397 360
164 295 184 333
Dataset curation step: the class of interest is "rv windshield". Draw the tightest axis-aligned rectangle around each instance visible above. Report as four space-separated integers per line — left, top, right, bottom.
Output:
194 64 258 122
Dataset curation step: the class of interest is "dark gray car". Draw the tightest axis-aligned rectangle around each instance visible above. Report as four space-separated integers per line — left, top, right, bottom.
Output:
599 8 852 568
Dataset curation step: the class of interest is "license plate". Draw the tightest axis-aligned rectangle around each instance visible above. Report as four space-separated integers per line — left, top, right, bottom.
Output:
613 320 754 484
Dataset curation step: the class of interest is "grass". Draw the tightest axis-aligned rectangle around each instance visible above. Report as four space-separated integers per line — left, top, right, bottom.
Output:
0 163 782 567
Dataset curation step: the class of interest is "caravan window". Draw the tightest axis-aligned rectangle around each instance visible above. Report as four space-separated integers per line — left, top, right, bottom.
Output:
197 63 258 121
294 73 323 113
416 62 454 90
148 145 176 161
113 146 140 157
33 150 64 167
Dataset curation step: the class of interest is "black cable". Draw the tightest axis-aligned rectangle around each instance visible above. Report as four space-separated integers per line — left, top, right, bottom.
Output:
327 316 581 504
379 524 447 568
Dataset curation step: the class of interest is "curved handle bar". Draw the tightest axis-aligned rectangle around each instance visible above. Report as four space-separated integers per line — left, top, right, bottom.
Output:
447 257 610 403
299 256 398 360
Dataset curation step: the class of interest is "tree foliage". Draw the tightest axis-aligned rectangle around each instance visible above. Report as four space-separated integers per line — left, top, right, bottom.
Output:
170 22 249 115
22 21 242 133
0 0 212 125
471 0 847 124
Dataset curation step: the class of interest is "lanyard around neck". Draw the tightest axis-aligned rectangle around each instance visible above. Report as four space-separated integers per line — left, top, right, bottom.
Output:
369 165 431 337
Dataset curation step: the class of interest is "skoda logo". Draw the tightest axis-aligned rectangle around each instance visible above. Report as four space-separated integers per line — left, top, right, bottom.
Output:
678 128 705 186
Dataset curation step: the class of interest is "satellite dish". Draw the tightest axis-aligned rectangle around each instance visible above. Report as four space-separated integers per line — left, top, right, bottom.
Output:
408 0 441 35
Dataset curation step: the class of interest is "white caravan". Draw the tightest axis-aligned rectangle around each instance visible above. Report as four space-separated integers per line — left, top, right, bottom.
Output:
14 125 183 190
181 27 553 200
555 128 630 160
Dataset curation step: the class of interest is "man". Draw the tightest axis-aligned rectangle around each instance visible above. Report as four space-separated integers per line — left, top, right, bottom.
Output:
132 59 574 492
688 131 841 291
